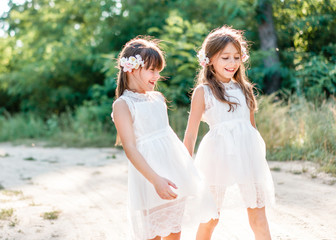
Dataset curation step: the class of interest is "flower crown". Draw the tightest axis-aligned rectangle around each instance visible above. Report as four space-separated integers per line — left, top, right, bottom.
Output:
197 50 210 67
120 54 144 72
241 46 249 62
197 46 249 67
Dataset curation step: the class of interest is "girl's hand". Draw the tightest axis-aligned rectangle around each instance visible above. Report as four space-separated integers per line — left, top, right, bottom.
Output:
153 176 178 200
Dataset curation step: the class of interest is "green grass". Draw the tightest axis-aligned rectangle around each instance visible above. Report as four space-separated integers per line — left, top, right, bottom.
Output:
41 210 60 220
0 114 46 141
106 154 117 159
168 106 209 148
1 190 23 197
0 208 14 220
256 95 336 175
270 167 281 172
9 218 18 227
0 107 117 148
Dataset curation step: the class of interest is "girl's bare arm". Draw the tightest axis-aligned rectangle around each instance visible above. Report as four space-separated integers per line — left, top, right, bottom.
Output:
183 87 205 156
250 109 257 129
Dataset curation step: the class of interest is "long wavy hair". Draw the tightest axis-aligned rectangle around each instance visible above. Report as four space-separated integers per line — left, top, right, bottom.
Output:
196 26 257 112
115 37 165 98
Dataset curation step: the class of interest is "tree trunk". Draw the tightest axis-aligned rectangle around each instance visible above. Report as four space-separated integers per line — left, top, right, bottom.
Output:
257 1 281 94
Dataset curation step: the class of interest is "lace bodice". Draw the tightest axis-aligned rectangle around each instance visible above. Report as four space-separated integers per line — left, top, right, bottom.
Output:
122 89 165 102
198 80 250 126
114 90 169 140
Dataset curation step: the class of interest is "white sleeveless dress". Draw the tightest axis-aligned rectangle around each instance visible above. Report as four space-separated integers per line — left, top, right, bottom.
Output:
195 81 275 210
112 89 218 240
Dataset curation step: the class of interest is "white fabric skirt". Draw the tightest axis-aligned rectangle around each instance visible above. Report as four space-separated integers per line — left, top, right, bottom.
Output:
128 127 218 240
195 120 275 210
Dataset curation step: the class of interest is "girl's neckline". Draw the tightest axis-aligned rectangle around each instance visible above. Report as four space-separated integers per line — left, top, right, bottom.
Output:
219 78 235 85
219 79 237 88
219 79 240 90
124 89 150 95
123 89 152 99
204 79 238 88
125 89 148 94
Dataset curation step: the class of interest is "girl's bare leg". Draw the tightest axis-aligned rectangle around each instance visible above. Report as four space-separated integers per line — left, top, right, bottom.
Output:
148 236 161 240
163 231 181 240
196 218 219 240
247 207 271 240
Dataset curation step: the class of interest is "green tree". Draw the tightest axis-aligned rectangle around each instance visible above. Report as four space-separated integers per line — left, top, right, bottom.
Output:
256 0 281 94
0 0 115 114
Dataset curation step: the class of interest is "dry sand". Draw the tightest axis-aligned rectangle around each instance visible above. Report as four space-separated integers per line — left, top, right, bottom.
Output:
0 143 335 240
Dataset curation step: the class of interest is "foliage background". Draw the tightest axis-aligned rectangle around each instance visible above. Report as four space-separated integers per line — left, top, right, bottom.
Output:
0 0 335 173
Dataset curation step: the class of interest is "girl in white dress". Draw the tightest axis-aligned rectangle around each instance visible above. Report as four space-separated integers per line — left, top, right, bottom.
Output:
184 26 275 240
112 37 218 240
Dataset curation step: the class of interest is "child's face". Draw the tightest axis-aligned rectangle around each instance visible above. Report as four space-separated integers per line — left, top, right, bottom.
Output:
211 42 241 82
131 65 161 92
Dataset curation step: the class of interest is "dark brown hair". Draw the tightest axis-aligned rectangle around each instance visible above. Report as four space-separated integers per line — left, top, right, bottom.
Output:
196 26 257 112
115 37 165 98
114 37 165 145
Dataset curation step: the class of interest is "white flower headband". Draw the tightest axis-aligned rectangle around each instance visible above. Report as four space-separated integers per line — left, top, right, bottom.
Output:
197 46 249 67
120 54 144 72
197 50 210 67
241 47 249 62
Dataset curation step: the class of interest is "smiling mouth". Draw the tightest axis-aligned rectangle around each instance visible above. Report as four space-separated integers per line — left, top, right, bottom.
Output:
225 68 236 73
149 81 155 85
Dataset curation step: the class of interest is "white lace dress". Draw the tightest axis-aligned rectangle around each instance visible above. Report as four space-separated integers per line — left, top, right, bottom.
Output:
195 81 275 210
112 89 218 240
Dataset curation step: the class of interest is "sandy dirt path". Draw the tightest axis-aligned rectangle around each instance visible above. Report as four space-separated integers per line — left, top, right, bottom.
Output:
0 143 335 240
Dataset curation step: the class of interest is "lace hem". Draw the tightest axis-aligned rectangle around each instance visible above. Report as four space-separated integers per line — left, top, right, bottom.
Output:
209 184 270 210
143 199 185 239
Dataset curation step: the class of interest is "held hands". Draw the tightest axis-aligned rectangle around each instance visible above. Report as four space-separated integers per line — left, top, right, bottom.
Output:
153 176 178 200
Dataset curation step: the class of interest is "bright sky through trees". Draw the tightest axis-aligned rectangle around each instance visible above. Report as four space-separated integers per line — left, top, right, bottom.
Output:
0 0 26 36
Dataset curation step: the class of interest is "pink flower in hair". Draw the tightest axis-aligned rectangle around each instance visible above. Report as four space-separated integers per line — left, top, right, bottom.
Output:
241 46 249 62
197 50 210 67
120 55 145 72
